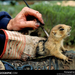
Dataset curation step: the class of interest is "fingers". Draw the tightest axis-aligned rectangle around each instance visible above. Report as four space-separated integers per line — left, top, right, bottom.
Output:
20 21 40 29
22 7 44 24
11 7 44 31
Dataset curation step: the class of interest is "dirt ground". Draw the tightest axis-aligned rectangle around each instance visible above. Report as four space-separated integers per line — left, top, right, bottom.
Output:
64 45 75 51
57 1 75 7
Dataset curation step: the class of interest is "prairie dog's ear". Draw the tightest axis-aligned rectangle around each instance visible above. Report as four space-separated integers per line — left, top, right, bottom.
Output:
52 31 56 35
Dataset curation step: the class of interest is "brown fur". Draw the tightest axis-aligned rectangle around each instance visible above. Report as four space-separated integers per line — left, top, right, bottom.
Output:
37 24 71 62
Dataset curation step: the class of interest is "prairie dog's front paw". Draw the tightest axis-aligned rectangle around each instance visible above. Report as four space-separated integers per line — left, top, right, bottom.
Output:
62 50 68 54
64 56 72 63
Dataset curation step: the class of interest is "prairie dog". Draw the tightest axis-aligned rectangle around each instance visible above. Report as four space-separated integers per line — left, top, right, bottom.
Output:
37 24 71 62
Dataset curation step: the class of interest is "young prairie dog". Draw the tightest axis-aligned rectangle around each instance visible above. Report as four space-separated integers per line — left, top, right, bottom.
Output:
37 24 71 62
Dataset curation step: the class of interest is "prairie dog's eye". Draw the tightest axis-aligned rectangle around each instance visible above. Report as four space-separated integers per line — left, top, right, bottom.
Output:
59 28 64 31
58 26 64 31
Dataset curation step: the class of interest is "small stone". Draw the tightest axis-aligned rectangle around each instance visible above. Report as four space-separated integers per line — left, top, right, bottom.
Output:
0 61 5 70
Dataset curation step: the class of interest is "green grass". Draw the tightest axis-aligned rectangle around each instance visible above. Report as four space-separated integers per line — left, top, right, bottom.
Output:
0 4 26 18
1 1 75 45
31 2 75 45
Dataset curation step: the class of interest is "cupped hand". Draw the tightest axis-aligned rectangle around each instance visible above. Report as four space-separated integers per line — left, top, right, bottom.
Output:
7 7 44 31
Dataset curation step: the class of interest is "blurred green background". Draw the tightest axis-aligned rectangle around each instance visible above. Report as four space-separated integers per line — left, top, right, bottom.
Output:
0 0 75 48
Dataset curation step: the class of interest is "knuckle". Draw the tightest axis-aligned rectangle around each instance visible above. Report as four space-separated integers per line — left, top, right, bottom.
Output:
36 12 42 19
40 14 42 17
38 13 42 18
22 7 29 11
40 14 42 18
36 11 39 13
24 7 29 9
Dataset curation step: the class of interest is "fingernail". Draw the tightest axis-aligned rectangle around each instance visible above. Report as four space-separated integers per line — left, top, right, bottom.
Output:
42 20 44 24
33 27 38 30
41 18 44 24
35 22 40 26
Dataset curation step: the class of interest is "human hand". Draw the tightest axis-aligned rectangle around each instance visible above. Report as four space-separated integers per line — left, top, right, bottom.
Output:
7 7 44 31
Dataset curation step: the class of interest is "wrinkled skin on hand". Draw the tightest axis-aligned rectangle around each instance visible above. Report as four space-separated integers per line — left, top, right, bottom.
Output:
7 7 44 31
